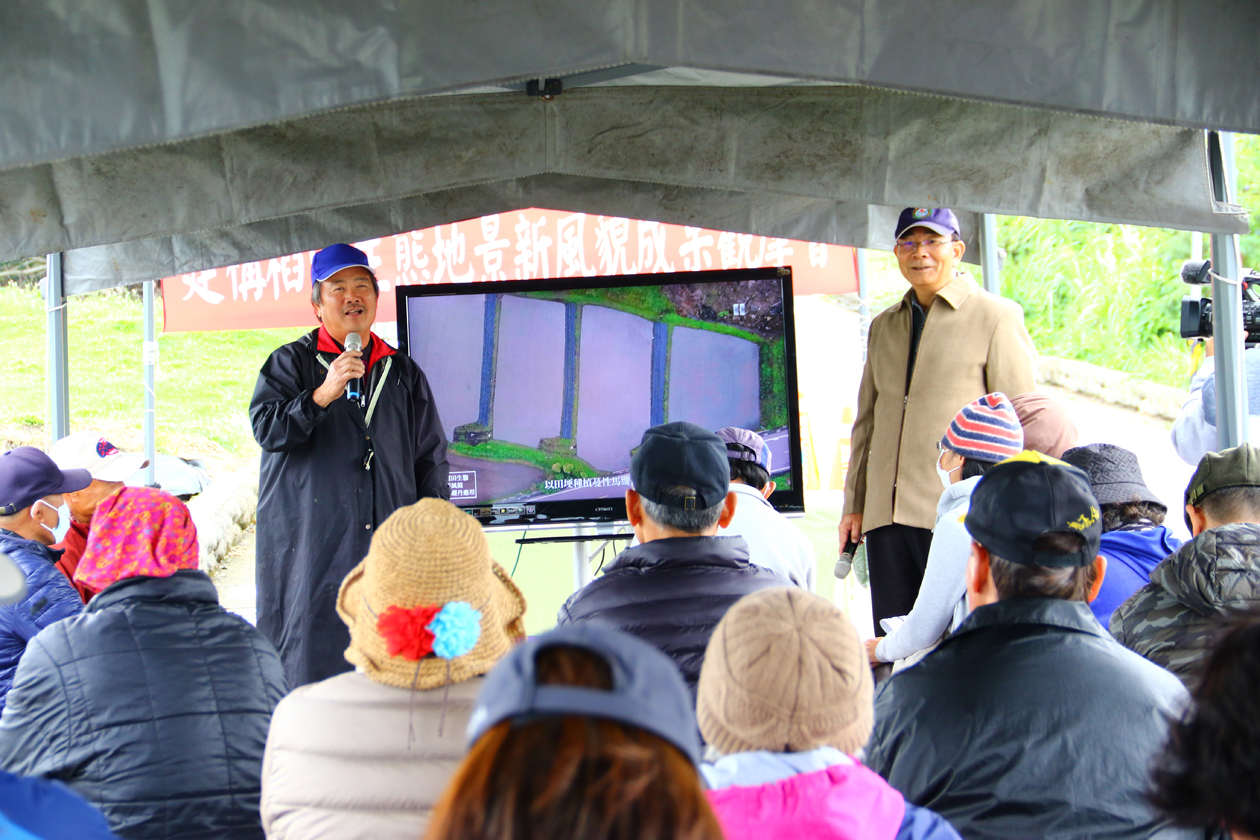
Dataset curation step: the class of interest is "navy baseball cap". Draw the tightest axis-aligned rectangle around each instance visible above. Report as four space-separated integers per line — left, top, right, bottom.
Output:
631 422 731 510
895 207 960 240
964 451 1102 568
466 624 701 765
311 243 373 285
715 427 772 474
0 447 91 516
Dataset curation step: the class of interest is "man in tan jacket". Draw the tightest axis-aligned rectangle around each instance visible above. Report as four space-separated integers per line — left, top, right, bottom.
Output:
839 207 1037 633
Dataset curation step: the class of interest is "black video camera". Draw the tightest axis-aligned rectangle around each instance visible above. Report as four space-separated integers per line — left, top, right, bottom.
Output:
1179 259 1260 342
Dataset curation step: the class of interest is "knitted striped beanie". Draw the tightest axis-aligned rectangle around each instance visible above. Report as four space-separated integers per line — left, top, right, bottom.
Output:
942 392 1024 463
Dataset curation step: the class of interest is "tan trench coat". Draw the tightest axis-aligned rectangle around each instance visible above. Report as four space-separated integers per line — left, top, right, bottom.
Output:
843 273 1037 531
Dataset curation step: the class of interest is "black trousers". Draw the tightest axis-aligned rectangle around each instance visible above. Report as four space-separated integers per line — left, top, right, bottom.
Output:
866 523 934 637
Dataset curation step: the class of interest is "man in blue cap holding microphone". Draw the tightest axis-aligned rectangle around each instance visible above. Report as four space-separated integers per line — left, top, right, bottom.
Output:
251 243 449 688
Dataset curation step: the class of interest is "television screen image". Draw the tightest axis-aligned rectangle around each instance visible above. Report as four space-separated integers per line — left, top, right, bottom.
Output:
397 267 803 526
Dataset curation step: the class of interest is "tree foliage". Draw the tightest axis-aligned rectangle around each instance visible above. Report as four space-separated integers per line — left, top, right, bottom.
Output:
999 133 1259 389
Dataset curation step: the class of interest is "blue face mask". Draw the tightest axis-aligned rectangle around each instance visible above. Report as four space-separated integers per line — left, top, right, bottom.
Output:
35 500 72 544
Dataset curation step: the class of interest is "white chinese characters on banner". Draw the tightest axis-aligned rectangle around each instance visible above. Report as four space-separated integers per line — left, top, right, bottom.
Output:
161 207 857 332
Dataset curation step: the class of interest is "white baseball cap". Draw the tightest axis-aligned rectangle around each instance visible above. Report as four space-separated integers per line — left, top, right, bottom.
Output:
49 431 149 483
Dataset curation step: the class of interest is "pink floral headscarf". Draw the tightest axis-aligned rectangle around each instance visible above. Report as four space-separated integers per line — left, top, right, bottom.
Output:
75 487 199 591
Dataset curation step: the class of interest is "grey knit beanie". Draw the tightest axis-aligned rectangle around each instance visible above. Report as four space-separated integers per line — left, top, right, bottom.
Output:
696 587 873 755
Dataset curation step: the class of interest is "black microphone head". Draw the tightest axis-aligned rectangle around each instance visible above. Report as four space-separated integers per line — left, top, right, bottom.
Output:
344 332 363 352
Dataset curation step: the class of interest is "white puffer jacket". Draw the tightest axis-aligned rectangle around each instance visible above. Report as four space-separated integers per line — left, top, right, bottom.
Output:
261 671 482 840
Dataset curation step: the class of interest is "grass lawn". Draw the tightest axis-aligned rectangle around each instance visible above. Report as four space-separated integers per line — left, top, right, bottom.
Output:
1 284 306 472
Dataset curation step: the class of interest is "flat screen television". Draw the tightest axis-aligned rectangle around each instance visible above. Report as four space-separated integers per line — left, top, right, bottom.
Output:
396 266 804 527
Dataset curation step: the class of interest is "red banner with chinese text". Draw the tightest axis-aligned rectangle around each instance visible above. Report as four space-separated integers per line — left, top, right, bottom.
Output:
162 209 858 332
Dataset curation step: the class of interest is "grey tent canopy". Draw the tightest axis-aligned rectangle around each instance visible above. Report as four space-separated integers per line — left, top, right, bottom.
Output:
0 0 1252 291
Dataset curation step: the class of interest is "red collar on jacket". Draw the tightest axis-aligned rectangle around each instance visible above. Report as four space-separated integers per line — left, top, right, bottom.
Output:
316 325 396 370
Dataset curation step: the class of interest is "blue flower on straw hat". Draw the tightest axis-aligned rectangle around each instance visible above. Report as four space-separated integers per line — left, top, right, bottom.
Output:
430 602 482 660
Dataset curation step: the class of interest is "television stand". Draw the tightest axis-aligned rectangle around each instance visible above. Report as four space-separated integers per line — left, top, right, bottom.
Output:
515 525 635 591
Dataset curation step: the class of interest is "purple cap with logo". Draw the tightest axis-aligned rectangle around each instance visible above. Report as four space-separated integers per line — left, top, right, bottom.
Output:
311 244 373 285
714 427 772 474
895 207 960 240
0 447 91 515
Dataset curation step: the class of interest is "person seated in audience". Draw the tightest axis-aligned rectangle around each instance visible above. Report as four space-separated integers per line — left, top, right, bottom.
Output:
713 427 815 590
47 432 148 603
0 487 287 840
1112 443 1260 690
1010 391 1079 458
1061 443 1180 628
867 393 1023 667
1149 610 1260 839
557 422 782 695
424 623 724 840
866 453 1194 840
261 497 527 840
0 548 118 840
0 448 88 711
700 587 961 840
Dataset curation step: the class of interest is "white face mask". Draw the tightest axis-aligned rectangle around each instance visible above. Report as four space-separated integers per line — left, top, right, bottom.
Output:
936 451 961 490
35 499 71 544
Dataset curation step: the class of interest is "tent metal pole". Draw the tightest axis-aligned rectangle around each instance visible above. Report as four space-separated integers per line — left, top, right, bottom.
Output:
44 253 70 442
143 280 158 487
856 248 870 362
1208 130 1247 449
979 214 1001 296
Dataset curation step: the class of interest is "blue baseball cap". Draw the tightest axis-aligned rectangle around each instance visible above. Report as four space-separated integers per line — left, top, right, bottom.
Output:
0 447 91 516
311 243 372 285
465 624 702 765
896 207 960 240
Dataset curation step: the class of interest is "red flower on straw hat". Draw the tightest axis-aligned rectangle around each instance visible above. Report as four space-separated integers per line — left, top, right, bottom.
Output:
377 604 441 660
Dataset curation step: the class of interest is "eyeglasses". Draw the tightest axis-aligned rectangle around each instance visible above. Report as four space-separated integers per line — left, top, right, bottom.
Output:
895 239 953 255
935 441 950 453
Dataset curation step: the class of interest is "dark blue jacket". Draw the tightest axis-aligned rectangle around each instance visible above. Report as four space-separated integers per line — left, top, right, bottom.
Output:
557 536 787 694
0 570 287 840
1092 526 1181 629
0 770 117 839
867 598 1194 840
0 530 82 712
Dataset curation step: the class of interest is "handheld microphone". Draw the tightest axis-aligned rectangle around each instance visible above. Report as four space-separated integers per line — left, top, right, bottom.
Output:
344 332 363 400
835 537 858 580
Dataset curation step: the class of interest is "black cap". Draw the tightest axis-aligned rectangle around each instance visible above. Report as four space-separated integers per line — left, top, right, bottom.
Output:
0 447 92 516
464 624 702 765
631 422 730 510
1061 443 1164 510
965 452 1102 568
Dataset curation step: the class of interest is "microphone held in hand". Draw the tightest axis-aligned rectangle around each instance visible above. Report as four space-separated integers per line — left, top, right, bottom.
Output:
835 537 858 580
344 332 363 401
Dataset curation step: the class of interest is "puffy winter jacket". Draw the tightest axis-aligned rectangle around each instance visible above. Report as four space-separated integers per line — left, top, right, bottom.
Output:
261 672 482 840
0 570 288 840
1111 522 1260 691
703 748 961 840
867 598 1193 840
556 536 785 693
0 530 83 711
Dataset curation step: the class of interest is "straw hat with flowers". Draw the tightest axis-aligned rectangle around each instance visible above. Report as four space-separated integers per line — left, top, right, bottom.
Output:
337 498 526 690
